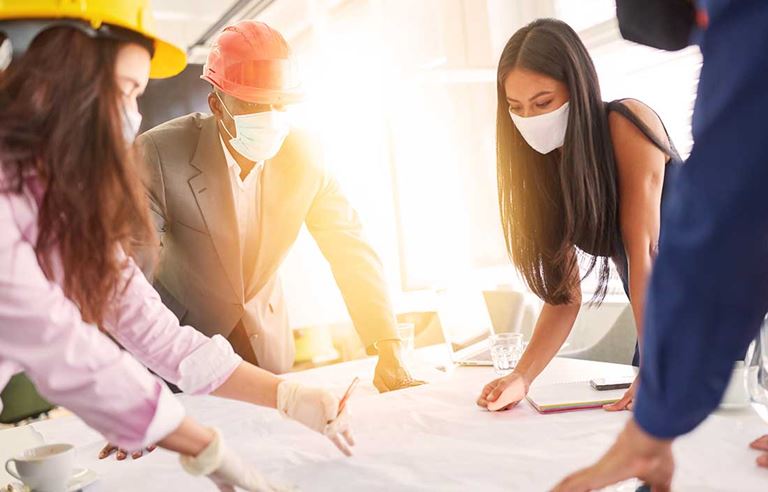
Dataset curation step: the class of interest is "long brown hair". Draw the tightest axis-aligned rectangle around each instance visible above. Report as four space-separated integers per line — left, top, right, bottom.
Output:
0 27 155 325
496 19 618 305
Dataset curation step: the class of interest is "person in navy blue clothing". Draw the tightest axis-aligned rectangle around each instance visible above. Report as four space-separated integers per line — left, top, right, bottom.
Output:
555 1 768 490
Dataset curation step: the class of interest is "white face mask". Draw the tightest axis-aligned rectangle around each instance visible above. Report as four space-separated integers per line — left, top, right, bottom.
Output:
122 106 142 145
508 101 569 154
217 93 289 162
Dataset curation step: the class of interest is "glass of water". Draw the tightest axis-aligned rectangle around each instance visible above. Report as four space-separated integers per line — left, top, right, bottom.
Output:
397 322 416 355
745 316 768 423
490 333 524 376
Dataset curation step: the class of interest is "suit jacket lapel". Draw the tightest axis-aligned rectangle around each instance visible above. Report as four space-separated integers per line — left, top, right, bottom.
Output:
244 159 274 300
188 116 243 301
245 152 297 299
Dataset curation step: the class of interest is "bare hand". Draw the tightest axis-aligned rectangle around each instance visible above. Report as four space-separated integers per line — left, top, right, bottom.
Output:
99 442 157 461
603 377 638 412
373 341 426 393
476 372 529 411
552 419 674 492
750 435 768 467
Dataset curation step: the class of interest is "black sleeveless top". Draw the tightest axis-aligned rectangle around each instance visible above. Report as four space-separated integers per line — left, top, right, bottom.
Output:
599 100 684 365
605 99 683 298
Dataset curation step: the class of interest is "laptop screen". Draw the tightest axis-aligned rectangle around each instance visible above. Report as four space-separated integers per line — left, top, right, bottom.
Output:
435 288 494 350
397 311 487 353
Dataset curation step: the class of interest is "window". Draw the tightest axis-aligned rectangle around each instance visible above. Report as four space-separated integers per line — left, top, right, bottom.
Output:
277 1 702 327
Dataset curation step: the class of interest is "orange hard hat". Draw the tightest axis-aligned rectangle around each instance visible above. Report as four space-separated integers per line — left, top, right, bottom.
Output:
201 20 303 105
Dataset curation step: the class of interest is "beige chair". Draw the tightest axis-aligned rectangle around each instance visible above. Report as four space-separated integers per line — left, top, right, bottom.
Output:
483 289 541 339
559 305 637 365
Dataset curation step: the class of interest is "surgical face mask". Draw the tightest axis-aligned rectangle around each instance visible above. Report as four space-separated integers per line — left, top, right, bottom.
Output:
0 38 11 72
217 93 289 162
508 101 570 155
122 106 143 145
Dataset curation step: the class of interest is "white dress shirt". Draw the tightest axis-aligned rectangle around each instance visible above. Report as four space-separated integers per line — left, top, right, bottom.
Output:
218 136 275 360
219 135 264 262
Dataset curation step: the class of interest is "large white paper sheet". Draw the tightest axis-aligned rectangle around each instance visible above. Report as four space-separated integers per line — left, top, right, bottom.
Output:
5 356 766 491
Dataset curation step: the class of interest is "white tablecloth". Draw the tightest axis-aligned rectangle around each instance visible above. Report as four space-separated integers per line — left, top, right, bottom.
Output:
7 354 768 491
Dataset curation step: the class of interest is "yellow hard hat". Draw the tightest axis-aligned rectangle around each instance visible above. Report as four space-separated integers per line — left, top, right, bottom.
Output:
0 0 186 78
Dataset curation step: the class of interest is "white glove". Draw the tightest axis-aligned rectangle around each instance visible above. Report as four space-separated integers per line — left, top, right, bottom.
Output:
276 380 356 456
180 428 293 492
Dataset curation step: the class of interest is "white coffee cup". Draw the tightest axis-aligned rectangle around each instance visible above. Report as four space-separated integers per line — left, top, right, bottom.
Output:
720 361 750 409
4 443 74 492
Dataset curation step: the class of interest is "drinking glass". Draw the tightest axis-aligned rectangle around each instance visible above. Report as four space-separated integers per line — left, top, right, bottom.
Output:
397 322 416 355
490 333 524 376
745 316 768 423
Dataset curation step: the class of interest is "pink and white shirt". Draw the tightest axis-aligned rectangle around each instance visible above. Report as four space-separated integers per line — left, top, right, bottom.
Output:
0 173 242 450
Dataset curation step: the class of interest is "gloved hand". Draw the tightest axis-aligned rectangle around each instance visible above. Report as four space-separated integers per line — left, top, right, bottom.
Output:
180 428 292 492
276 380 355 456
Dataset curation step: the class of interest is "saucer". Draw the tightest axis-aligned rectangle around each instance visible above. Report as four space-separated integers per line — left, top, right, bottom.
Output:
719 400 751 410
68 467 99 491
6 467 98 492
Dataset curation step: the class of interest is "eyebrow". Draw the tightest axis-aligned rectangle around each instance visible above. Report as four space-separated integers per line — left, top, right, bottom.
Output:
506 90 554 104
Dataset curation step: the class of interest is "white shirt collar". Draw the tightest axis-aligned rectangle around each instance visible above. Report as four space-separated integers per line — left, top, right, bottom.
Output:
218 134 264 189
219 134 240 172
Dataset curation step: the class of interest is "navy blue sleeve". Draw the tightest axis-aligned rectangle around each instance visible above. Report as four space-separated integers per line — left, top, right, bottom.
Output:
634 0 768 439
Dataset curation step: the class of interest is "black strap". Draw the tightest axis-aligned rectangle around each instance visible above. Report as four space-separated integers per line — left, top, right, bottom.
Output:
606 99 681 162
0 19 155 61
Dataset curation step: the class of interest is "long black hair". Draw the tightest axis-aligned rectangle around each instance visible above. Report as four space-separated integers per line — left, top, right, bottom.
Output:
497 18 618 305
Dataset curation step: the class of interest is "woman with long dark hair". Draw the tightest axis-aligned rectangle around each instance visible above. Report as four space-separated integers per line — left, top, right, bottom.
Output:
476 18 682 411
0 2 352 489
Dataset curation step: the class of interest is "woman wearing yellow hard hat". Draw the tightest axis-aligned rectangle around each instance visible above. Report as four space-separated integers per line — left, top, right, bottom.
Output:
0 0 186 78
0 1 353 490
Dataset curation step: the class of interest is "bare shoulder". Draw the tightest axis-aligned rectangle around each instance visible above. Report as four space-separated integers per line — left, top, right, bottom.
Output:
608 99 669 156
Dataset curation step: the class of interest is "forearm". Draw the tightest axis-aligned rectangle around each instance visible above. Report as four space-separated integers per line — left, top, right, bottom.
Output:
340 269 398 348
158 417 215 457
210 362 283 409
321 235 398 348
514 301 580 384
626 253 653 347
105 259 242 395
308 175 397 348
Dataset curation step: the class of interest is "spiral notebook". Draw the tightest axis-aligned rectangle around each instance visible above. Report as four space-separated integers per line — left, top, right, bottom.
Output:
525 381 626 414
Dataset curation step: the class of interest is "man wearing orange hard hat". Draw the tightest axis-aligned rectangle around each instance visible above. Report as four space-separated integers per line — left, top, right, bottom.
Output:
137 20 421 391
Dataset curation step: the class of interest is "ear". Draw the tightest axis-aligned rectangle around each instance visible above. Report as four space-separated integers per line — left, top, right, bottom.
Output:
208 92 223 119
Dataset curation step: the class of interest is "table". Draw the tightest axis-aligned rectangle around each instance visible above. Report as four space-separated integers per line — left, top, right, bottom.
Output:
6 353 767 491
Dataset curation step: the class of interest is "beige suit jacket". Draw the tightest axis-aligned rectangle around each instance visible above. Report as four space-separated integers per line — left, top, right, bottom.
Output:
136 113 397 373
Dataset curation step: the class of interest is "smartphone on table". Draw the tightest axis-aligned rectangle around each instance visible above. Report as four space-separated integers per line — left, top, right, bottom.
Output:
589 376 634 391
